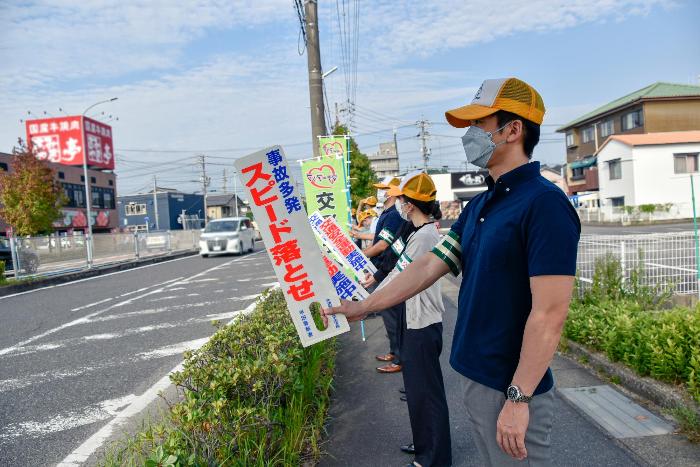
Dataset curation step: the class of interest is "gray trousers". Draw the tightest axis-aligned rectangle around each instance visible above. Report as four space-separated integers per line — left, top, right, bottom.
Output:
463 378 554 467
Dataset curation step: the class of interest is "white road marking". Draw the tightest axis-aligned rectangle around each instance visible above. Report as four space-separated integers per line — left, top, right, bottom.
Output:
148 295 181 302
70 298 114 312
204 310 244 321
260 282 278 287
236 278 251 282
134 338 210 360
187 293 200 297
0 255 196 301
190 278 219 283
167 287 187 291
58 295 264 466
228 294 260 301
0 395 136 441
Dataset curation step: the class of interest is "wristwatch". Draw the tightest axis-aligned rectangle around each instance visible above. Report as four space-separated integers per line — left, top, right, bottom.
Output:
506 384 533 404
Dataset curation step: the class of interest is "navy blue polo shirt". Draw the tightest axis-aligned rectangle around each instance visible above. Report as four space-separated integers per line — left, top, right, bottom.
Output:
432 161 580 395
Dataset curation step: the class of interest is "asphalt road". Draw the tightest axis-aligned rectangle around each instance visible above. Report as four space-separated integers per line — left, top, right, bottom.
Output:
0 248 275 467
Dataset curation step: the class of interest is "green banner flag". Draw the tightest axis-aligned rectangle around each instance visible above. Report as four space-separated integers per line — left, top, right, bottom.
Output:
302 156 351 232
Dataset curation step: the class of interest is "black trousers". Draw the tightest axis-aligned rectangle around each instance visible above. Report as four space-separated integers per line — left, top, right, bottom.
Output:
401 322 452 467
380 302 405 364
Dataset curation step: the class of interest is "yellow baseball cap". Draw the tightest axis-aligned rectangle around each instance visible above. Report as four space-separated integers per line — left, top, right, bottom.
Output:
445 77 545 128
387 171 437 202
362 196 378 206
357 208 377 224
373 176 401 189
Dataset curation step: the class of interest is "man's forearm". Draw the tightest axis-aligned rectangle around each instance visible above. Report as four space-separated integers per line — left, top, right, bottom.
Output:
352 231 374 240
361 253 449 313
363 240 389 258
511 308 568 396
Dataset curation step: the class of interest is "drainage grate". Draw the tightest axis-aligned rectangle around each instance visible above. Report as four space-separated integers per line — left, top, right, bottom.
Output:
559 385 674 439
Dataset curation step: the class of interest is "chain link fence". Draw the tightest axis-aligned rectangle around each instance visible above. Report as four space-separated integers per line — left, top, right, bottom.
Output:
577 231 700 295
4 230 201 279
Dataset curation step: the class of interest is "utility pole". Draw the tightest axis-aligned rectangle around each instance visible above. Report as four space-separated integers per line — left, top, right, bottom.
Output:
198 155 210 226
223 168 228 194
304 0 327 157
417 118 431 172
393 126 400 174
152 175 160 230
233 167 239 217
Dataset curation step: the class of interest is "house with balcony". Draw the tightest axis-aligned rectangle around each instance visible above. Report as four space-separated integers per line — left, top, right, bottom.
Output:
557 82 700 202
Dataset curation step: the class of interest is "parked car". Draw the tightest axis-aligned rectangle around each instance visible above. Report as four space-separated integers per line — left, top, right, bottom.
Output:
0 238 40 274
199 217 255 257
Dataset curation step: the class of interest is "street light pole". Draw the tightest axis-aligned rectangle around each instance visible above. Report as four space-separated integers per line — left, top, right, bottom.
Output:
81 97 118 267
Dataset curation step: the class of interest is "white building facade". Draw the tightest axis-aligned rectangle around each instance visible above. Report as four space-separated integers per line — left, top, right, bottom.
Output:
597 131 700 220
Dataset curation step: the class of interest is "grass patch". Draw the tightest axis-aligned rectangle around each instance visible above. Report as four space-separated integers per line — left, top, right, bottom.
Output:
670 406 700 443
99 289 336 466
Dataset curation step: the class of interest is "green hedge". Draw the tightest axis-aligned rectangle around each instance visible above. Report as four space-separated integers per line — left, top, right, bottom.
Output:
566 255 700 403
101 289 336 466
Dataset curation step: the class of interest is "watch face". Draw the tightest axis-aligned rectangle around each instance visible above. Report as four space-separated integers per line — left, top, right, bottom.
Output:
507 385 519 400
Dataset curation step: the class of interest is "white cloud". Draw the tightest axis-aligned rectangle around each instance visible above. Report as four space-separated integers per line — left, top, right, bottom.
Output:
361 0 673 62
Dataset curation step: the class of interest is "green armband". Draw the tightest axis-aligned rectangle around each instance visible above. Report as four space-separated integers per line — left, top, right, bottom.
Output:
378 227 395 245
431 231 462 276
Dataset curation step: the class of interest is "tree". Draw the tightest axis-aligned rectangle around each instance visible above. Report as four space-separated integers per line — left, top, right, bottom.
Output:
331 124 376 207
0 141 66 236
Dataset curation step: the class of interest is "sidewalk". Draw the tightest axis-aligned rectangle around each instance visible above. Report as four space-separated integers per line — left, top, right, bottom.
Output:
320 277 700 467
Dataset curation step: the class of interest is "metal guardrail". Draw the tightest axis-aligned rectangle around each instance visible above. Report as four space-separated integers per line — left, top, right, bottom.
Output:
4 230 201 280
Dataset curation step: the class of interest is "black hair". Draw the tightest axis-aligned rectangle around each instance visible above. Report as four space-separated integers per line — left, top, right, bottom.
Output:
494 110 540 159
402 195 442 221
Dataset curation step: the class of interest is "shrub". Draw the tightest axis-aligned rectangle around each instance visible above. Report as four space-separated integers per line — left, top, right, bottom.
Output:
0 261 5 285
100 289 336 466
568 254 700 402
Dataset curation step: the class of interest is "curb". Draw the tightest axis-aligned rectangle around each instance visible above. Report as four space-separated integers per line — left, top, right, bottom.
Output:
0 250 198 297
563 339 700 415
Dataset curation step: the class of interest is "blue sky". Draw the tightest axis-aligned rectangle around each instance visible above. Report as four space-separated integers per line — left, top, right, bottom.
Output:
1 0 698 195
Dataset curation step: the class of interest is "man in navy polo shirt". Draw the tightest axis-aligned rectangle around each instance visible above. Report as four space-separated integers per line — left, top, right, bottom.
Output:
324 77 580 466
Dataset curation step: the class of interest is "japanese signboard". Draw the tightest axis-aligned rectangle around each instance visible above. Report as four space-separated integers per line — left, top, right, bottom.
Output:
302 156 351 232
322 254 369 301
234 146 349 347
26 116 115 170
309 211 376 278
319 136 348 161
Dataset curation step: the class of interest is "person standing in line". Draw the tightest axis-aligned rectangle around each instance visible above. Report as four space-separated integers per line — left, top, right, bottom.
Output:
360 176 408 373
324 77 581 466
378 171 451 467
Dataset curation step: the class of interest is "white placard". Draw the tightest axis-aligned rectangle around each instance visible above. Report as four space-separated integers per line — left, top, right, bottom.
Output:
234 146 349 347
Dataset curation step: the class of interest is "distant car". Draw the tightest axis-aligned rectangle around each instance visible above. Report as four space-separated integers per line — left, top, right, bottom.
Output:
144 232 169 251
199 217 255 257
0 238 40 274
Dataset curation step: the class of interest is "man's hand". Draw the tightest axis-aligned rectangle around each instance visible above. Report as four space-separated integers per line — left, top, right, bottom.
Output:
361 272 376 288
322 299 367 326
496 401 529 460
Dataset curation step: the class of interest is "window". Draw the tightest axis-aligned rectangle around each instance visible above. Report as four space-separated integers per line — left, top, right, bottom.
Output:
608 159 622 180
566 131 575 147
103 191 114 209
609 196 625 207
622 109 643 131
80 175 85 182
92 189 101 207
90 176 97 184
75 189 85 207
125 203 147 216
571 167 585 180
0 162 7 172
58 171 65 180
108 179 114 186
674 153 699 174
581 126 595 144
600 119 614 138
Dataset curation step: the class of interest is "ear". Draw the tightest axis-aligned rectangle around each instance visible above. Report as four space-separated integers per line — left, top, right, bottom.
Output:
506 119 524 143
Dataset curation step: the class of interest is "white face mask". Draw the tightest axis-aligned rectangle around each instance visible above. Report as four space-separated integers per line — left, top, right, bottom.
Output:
394 198 410 221
376 189 387 203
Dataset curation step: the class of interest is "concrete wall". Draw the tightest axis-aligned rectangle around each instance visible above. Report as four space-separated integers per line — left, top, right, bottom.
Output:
597 140 635 206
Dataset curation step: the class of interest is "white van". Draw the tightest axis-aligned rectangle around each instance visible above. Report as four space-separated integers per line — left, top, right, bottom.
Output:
199 217 256 257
